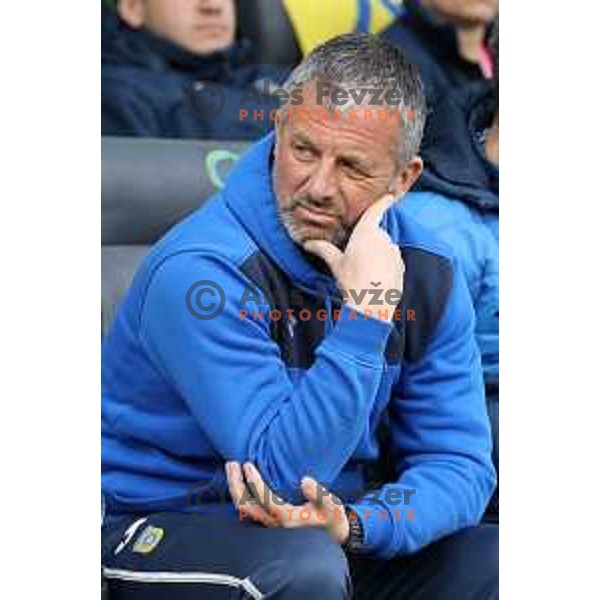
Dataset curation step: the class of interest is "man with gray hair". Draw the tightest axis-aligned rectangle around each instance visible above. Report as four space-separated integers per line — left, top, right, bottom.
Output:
102 33 498 599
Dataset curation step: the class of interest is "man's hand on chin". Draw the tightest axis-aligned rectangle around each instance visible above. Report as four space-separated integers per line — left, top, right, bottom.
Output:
226 462 350 545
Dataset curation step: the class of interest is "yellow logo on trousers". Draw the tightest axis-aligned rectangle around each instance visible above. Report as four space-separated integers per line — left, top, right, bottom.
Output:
132 525 164 554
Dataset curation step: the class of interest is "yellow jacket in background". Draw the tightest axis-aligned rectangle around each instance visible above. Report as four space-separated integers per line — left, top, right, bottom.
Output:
283 0 404 55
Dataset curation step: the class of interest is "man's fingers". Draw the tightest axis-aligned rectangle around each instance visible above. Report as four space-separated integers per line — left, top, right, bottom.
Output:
302 239 343 271
225 461 245 508
231 466 345 533
240 499 279 527
301 477 341 512
242 462 267 507
227 462 282 528
354 193 397 232
243 462 286 513
280 509 319 529
300 476 320 505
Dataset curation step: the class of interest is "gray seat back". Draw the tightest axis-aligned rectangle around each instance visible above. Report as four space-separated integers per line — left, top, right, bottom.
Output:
101 137 251 335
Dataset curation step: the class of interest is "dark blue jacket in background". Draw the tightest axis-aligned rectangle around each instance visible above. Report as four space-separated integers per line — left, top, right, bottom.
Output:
101 10 287 140
383 0 488 104
399 82 499 513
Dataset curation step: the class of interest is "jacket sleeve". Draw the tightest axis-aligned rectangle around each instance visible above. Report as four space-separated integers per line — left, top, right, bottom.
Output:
347 261 496 557
138 251 393 501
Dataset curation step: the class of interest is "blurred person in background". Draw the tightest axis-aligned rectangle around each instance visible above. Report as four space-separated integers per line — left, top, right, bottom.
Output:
102 0 287 139
383 0 498 103
400 18 499 519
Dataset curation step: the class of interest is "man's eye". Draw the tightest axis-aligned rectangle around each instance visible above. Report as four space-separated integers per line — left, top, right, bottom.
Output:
342 163 368 180
293 144 316 160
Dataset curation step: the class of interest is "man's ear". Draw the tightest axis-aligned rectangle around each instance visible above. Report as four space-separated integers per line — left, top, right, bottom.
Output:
392 156 423 198
117 0 146 29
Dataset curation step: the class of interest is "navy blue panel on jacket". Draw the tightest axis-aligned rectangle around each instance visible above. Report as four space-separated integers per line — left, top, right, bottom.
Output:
102 132 495 558
101 10 288 140
382 0 488 103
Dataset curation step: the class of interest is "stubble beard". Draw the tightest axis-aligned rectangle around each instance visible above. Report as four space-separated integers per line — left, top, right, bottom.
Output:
279 206 350 250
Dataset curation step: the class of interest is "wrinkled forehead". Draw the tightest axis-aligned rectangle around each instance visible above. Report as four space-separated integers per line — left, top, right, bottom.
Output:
276 83 402 167
289 115 398 163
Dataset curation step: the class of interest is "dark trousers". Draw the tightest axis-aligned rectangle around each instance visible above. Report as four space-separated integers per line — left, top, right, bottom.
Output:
102 513 498 599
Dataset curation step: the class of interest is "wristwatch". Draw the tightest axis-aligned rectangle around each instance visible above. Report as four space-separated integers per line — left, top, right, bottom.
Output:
343 506 365 552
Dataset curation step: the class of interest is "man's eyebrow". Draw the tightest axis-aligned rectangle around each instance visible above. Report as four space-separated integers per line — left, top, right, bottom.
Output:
289 132 374 172
291 132 317 148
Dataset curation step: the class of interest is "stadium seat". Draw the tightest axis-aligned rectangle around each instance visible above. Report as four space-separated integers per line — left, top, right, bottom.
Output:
101 136 250 335
237 0 302 68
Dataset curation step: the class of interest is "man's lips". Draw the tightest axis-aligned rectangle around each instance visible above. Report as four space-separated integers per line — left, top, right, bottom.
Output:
293 204 339 226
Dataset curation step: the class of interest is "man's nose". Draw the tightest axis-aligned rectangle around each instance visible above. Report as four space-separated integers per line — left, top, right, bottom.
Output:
305 160 338 204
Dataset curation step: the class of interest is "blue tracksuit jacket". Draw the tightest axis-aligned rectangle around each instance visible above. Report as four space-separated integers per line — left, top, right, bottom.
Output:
102 132 495 558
